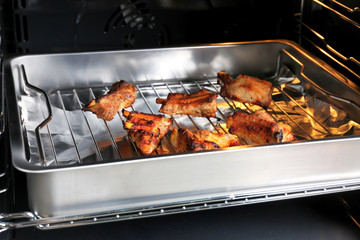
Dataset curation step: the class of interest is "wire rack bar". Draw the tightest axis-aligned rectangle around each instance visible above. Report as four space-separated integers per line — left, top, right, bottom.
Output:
38 94 58 166
73 89 103 162
328 0 360 14
277 86 333 136
56 91 82 164
313 0 360 28
101 87 123 159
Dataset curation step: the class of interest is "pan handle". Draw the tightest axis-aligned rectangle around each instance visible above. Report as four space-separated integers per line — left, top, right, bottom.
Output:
21 65 53 166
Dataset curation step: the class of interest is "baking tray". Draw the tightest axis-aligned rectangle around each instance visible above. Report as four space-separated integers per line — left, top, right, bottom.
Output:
5 40 360 218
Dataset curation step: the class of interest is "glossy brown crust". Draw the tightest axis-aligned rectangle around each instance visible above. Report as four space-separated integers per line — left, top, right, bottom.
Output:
156 89 218 118
170 128 241 153
122 110 172 155
83 80 137 121
226 111 295 145
217 70 273 108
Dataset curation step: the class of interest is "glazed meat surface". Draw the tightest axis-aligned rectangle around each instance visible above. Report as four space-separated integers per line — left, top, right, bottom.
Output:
227 110 295 145
122 110 172 155
170 128 240 153
156 89 218 118
217 70 273 108
83 80 137 121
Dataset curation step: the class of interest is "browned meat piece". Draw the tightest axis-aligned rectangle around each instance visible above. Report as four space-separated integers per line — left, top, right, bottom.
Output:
156 89 218 118
280 124 296 143
217 70 273 108
226 110 295 145
122 110 172 155
83 80 137 121
194 130 241 148
170 128 240 153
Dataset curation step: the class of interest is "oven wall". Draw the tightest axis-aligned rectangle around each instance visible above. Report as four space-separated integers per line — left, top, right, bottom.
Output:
4 0 301 53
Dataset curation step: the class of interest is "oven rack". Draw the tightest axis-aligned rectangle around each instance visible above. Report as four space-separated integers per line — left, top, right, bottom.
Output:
327 0 360 14
2 180 360 232
297 0 360 84
21 61 340 167
295 15 360 80
312 0 360 28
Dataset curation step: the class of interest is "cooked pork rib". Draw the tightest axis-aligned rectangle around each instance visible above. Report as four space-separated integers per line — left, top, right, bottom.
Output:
217 70 273 108
83 80 137 121
122 110 172 155
194 129 241 148
170 128 240 153
226 110 295 145
156 89 218 118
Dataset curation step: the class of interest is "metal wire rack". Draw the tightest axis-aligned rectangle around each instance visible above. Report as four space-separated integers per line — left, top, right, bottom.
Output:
297 0 360 83
21 61 351 168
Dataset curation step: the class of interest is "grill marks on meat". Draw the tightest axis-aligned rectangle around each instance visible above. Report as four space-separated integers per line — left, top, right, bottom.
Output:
194 130 241 148
227 111 295 145
217 70 273 108
83 74 294 156
122 110 172 155
170 128 240 153
83 80 137 121
156 89 218 118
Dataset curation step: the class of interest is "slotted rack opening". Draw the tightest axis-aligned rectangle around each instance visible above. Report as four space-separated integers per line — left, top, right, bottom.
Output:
20 63 360 168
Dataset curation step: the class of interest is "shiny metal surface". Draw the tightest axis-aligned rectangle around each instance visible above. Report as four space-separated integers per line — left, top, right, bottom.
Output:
4 40 360 218
10 190 360 240
2 183 360 231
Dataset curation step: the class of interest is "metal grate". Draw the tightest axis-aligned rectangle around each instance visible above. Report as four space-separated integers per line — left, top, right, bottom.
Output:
21 63 355 167
297 0 360 84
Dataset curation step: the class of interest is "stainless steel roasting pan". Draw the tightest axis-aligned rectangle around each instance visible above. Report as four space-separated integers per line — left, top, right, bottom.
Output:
4 40 360 219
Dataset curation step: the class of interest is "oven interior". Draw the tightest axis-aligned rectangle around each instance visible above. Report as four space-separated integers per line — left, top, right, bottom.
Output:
0 0 360 236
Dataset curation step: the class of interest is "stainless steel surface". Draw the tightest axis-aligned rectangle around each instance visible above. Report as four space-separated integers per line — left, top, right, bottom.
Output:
4 40 360 219
2 182 360 231
20 65 53 165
